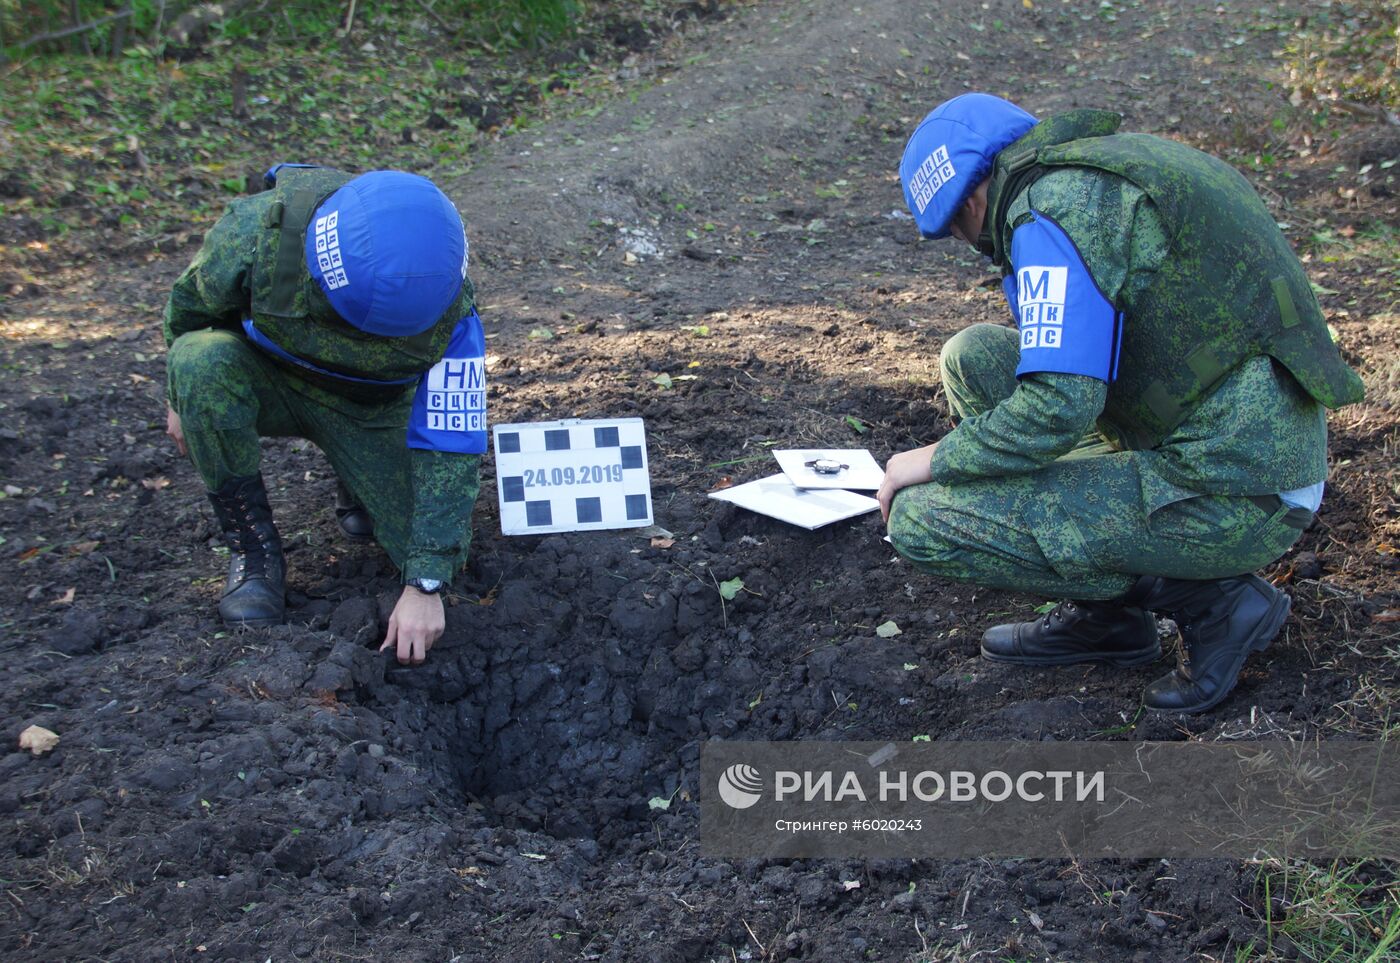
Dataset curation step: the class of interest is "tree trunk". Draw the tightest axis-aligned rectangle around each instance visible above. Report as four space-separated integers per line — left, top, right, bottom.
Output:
69 0 93 56
109 13 127 58
231 64 248 120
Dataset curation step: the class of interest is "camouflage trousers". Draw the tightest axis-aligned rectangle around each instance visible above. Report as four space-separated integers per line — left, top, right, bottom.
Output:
887 324 1311 600
167 329 434 569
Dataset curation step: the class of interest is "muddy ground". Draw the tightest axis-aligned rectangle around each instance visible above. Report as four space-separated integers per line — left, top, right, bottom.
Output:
2 0 1398 960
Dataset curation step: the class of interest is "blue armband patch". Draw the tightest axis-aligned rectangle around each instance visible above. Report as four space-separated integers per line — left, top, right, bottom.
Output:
1010 212 1122 383
407 308 488 454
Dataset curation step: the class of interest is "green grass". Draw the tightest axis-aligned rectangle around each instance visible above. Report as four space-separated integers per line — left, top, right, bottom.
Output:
0 0 580 58
0 4 648 258
1282 0 1399 110
1252 858 1400 962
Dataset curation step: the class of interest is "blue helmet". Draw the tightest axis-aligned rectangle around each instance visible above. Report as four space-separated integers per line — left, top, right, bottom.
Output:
899 93 1039 239
304 171 468 337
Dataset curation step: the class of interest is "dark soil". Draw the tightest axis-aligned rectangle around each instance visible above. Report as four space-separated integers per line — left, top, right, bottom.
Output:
2 1 1398 961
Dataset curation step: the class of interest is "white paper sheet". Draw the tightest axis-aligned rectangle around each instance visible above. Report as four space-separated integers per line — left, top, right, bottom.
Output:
708 473 880 529
773 448 885 490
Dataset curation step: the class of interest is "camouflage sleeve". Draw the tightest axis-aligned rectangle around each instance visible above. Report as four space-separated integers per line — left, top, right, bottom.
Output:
403 448 481 583
929 372 1106 484
928 168 1168 484
162 199 264 348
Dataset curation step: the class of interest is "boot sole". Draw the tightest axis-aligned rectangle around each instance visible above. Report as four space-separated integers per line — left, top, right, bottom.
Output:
1145 590 1291 714
225 616 284 629
980 644 1162 668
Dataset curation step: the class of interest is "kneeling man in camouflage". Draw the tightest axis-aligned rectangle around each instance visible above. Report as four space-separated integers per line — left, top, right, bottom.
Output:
877 94 1363 713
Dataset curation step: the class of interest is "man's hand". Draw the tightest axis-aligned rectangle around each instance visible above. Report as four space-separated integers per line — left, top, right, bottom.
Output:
877 444 937 524
165 405 187 457
380 586 445 666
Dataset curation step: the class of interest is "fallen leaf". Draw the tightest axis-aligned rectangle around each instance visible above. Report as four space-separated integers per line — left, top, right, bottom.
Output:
53 587 76 605
718 578 744 601
842 880 862 891
709 476 734 491
19 724 59 755
141 476 171 491
651 373 673 389
875 620 902 638
1373 610 1400 624
647 795 672 811
69 540 100 555
129 372 151 384
650 537 675 548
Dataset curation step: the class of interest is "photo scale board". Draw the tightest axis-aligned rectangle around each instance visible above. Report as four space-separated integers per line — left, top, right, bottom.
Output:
493 418 654 535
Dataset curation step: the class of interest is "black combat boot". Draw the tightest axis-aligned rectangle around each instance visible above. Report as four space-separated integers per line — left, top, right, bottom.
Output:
334 479 375 541
981 599 1161 666
1127 574 1291 714
207 474 286 627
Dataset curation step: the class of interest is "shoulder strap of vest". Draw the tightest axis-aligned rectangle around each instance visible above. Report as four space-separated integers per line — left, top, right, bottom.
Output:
983 162 1049 269
258 184 332 318
982 110 1124 269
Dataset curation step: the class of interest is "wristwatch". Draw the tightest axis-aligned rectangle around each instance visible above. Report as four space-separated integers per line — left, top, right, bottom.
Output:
405 577 446 595
805 458 849 475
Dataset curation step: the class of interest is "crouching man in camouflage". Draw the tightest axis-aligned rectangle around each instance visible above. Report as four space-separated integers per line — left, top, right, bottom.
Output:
877 94 1364 713
163 165 487 665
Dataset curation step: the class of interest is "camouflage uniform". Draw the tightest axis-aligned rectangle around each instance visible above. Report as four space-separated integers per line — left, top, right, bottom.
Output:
887 159 1324 598
164 184 480 584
